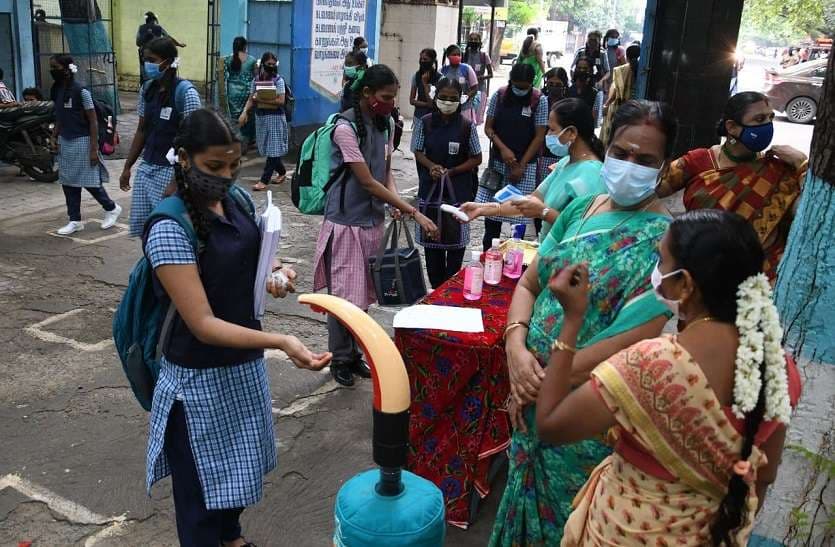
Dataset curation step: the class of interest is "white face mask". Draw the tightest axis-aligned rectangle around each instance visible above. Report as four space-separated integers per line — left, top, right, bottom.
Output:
651 260 684 316
436 98 459 114
601 154 662 207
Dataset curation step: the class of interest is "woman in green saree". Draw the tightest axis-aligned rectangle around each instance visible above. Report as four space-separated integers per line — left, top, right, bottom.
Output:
490 100 680 546
223 36 256 144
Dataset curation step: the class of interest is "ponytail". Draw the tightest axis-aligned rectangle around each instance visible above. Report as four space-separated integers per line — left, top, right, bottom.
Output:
231 36 247 73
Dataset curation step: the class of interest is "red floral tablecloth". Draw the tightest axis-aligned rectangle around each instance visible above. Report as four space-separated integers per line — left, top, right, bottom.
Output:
394 272 515 528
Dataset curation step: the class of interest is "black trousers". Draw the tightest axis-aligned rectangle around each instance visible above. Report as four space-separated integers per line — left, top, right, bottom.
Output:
425 247 466 289
260 156 287 183
62 185 115 222
165 402 244 546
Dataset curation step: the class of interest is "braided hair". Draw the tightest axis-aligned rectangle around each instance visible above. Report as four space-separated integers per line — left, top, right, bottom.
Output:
143 37 178 106
172 109 241 241
351 64 398 144
667 210 767 545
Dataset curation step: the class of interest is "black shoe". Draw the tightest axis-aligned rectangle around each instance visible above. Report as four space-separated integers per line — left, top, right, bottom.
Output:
349 358 372 379
331 362 355 387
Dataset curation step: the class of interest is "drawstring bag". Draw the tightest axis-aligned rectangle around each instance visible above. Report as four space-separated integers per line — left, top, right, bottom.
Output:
416 172 468 249
368 219 427 306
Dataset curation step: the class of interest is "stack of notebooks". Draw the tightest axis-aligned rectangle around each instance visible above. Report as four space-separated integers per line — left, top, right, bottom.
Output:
255 81 279 110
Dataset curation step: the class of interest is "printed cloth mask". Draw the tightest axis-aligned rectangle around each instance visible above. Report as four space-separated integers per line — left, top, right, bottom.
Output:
545 128 571 156
369 96 395 117
651 261 685 316
144 61 166 80
547 85 566 100
344 65 359 79
447 54 462 65
601 154 661 207
436 98 459 115
185 163 234 201
737 121 774 153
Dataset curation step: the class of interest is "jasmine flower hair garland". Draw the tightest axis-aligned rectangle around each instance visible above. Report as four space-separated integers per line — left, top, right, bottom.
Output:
732 273 791 423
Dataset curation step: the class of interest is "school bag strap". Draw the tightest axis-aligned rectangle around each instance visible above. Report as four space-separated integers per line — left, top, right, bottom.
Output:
174 79 196 115
328 114 361 213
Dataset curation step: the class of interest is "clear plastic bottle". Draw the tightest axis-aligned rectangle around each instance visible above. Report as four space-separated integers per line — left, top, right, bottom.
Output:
484 238 504 286
463 250 484 300
503 226 525 280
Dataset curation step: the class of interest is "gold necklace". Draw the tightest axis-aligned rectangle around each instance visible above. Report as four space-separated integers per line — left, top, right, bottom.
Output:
680 316 716 333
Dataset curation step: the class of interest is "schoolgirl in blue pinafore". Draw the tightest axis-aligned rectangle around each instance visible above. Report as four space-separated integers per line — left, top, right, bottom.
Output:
50 56 120 235
243 54 289 190
121 41 201 237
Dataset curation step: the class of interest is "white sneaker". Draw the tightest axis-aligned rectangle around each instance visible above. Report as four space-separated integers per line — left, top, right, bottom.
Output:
57 221 85 235
101 204 122 230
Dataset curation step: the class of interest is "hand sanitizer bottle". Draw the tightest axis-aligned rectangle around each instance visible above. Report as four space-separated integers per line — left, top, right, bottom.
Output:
484 238 503 286
503 225 525 280
463 250 484 300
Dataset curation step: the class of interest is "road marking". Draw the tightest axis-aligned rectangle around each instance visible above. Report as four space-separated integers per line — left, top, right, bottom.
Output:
272 379 340 416
0 474 129 546
24 309 113 351
49 219 129 245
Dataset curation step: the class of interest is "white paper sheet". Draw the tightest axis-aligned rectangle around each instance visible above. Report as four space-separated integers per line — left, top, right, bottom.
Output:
393 305 484 333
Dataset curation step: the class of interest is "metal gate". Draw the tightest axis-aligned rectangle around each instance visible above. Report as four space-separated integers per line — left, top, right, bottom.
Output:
30 0 120 113
204 0 221 104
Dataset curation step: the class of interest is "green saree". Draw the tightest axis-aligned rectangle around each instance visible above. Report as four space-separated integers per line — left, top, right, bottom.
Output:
489 195 672 546
223 54 256 142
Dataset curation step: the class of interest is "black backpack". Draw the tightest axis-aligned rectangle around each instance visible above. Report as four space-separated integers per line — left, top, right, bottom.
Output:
93 99 118 155
283 80 295 123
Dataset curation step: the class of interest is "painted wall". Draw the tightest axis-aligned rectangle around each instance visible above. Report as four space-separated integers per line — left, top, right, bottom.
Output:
220 0 247 57
112 0 208 89
378 3 458 120
0 0 36 97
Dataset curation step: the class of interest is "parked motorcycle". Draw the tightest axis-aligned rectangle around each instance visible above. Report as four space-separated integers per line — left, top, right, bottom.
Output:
0 101 59 182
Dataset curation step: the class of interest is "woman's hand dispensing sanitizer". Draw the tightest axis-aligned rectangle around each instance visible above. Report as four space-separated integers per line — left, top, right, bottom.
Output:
440 203 470 222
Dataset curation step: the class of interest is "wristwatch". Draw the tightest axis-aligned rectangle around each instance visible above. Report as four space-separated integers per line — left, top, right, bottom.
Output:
540 207 551 220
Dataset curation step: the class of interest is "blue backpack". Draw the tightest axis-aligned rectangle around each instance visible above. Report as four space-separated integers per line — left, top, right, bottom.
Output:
112 185 255 411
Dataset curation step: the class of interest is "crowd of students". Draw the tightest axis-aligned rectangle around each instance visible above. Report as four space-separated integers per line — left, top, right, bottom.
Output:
25 28 810 546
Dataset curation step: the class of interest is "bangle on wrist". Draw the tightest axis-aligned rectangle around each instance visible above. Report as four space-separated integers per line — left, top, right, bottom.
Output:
503 321 529 342
550 339 577 355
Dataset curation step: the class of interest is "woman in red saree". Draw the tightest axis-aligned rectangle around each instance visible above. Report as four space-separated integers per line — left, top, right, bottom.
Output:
536 210 800 546
657 92 807 281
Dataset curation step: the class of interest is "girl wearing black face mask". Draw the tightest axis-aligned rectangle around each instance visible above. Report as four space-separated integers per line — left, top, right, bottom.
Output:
409 48 442 170
49 54 121 236
465 32 493 125
567 57 599 120
239 51 289 191
144 109 330 546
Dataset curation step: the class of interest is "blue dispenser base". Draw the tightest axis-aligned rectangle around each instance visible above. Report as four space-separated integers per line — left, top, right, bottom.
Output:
334 469 446 546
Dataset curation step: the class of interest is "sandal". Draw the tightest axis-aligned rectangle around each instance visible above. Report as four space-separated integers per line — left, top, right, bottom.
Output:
252 182 268 191
270 174 287 185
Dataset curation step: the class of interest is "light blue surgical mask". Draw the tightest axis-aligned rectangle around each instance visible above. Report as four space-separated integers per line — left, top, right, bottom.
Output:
511 85 529 97
144 61 164 80
601 154 662 207
545 128 571 157
607 38 620 48
360 47 369 55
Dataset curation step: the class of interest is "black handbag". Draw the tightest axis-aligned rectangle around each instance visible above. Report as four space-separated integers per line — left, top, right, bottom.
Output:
419 173 464 249
368 219 428 306
479 147 504 192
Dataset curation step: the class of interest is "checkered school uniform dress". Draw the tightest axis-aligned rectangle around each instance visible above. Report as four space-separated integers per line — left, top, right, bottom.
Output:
128 86 202 236
411 117 483 248
57 89 109 188
144 220 276 510
475 91 549 225
252 78 289 158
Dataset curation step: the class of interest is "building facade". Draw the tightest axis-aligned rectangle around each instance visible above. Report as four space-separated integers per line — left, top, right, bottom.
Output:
0 0 35 98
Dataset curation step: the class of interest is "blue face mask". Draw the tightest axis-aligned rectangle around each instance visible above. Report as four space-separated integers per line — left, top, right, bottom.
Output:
511 85 529 97
144 61 164 80
545 128 571 157
607 38 620 47
601 154 661 207
737 121 774 153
